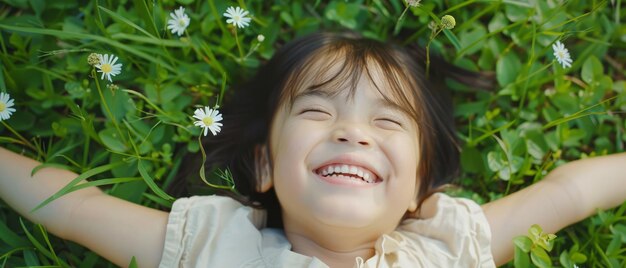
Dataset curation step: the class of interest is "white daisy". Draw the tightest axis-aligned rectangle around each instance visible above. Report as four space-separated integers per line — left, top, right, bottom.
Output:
552 41 573 68
167 6 190 36
95 54 122 82
193 106 223 136
0 92 16 121
223 6 251 29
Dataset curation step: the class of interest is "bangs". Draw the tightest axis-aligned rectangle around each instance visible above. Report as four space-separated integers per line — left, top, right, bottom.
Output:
280 41 424 123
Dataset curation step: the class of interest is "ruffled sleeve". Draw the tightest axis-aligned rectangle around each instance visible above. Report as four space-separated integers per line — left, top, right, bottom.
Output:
359 193 495 268
158 195 266 268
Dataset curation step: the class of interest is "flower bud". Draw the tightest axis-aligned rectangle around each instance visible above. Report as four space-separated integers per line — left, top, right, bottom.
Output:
441 15 456 29
87 53 101 66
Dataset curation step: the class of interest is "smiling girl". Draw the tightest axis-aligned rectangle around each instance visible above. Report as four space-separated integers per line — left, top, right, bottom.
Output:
1 32 625 267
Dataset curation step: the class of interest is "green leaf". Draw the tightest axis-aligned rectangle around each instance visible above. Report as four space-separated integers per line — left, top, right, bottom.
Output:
488 12 508 32
529 224 543 240
442 29 461 51
570 252 587 263
101 87 135 122
559 251 573 268
487 151 505 172
505 2 532 22
514 236 533 252
458 24 487 56
129 256 139 268
28 0 45 17
0 220 28 247
581 55 602 84
606 234 622 255
496 52 522 86
23 249 39 266
98 128 128 153
461 145 484 173
612 224 626 243
514 245 531 268
324 2 361 29
530 246 553 268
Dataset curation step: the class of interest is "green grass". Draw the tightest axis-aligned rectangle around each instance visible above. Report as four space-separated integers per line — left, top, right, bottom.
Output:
1 0 625 267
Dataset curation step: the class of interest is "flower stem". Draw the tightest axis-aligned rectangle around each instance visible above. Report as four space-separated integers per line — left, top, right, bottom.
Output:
1 121 41 156
197 135 236 191
425 28 443 78
234 30 244 61
394 6 410 35
244 42 261 60
92 69 126 145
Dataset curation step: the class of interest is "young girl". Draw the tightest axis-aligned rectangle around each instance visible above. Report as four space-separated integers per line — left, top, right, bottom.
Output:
1 31 625 268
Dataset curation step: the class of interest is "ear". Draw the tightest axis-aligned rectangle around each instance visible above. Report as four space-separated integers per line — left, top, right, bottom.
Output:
408 199 418 213
254 144 273 193
407 186 419 213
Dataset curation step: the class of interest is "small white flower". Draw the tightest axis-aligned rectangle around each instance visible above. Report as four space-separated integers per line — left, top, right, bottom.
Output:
0 92 16 121
552 41 573 68
257 34 265 42
223 6 251 28
193 106 223 136
406 0 421 7
167 6 190 36
95 54 122 82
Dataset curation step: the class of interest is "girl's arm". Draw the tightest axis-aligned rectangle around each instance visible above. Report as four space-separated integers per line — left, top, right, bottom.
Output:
0 147 169 267
482 152 626 266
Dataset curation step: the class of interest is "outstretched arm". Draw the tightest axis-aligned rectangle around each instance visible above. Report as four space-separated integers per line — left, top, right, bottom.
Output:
0 147 169 267
482 152 626 266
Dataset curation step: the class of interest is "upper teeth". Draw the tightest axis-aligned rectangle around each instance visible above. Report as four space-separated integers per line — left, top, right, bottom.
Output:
319 164 376 183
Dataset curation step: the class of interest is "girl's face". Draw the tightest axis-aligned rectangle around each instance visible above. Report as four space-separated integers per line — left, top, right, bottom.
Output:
268 62 421 237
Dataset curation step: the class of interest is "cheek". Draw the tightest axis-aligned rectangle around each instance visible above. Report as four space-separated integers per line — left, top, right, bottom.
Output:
387 135 419 174
271 120 322 190
381 134 420 195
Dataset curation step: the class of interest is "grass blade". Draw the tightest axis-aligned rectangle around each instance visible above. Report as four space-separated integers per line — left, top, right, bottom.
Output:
0 25 176 72
138 159 174 201
98 5 156 39
31 162 124 212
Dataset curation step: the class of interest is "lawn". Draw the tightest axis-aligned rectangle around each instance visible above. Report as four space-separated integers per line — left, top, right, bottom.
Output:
0 0 625 267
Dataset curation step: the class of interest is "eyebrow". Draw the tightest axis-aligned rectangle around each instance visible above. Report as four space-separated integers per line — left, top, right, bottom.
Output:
376 95 413 115
291 88 334 104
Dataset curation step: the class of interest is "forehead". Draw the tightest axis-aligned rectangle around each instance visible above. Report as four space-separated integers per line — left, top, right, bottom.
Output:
281 48 419 117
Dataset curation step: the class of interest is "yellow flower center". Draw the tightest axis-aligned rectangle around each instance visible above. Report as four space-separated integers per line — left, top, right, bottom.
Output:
101 63 112 73
0 103 5 112
178 19 186 26
234 15 240 21
202 117 213 126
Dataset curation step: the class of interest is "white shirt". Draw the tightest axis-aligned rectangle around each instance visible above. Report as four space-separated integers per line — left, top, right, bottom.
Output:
159 193 495 267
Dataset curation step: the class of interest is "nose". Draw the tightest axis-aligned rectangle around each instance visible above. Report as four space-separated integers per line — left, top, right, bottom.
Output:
332 125 372 147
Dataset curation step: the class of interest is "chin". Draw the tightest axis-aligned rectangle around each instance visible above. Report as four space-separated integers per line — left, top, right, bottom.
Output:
307 197 392 229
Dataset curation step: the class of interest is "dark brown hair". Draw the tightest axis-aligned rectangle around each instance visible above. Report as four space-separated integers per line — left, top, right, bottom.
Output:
172 31 471 227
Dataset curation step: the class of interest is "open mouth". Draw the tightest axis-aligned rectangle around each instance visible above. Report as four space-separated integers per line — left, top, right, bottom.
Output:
314 164 382 184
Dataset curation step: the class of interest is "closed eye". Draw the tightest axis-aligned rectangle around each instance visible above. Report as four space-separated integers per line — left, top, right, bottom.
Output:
299 108 332 120
375 117 405 129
